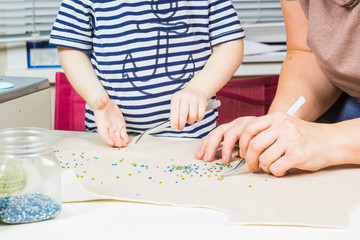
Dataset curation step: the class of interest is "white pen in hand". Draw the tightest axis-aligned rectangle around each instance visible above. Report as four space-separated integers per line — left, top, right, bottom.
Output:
286 96 306 116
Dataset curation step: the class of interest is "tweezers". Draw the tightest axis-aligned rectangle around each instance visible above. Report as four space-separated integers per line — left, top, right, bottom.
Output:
135 99 221 144
220 158 246 177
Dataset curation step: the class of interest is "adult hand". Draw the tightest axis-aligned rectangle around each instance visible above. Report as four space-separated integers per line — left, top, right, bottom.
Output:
195 116 255 163
170 87 208 130
196 112 336 177
93 96 130 148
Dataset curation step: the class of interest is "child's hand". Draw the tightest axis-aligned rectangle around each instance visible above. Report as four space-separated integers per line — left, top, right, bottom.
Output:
170 87 208 130
93 97 130 148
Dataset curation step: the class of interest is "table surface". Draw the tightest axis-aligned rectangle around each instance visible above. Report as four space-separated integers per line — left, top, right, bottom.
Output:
0 75 49 103
1 131 359 240
1 200 360 240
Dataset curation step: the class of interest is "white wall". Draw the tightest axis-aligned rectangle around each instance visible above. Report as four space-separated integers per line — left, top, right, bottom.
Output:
2 43 61 130
3 43 61 83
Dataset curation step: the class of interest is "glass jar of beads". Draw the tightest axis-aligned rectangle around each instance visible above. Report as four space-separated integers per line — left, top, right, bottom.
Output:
0 127 61 224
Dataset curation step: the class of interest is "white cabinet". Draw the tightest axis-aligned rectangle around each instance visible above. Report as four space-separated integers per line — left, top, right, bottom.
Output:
0 76 51 130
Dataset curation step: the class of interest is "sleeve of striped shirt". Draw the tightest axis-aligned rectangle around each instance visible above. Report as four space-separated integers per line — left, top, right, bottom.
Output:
49 0 93 51
208 0 245 47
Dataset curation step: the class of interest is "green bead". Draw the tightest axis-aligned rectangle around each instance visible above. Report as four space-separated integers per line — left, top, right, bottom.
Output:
0 160 25 197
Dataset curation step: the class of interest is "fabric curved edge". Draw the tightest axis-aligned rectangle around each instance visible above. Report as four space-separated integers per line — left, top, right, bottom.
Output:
60 169 355 228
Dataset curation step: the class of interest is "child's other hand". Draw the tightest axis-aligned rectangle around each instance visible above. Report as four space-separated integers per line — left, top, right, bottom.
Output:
93 97 130 148
170 87 207 130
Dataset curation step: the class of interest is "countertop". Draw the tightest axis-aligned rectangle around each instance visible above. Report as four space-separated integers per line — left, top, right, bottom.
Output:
1 131 359 240
1 200 360 240
0 75 49 103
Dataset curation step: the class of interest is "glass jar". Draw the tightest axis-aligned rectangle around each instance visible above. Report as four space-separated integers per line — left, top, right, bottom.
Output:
0 127 61 224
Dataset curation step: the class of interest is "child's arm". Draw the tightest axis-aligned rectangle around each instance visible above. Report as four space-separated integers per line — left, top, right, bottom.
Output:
58 47 130 147
170 39 244 130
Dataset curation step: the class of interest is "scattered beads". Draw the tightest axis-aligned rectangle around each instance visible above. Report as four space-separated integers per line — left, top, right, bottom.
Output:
163 163 231 181
0 193 61 224
56 150 235 185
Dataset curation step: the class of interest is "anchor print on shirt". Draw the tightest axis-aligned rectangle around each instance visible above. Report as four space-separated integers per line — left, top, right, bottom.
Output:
122 0 195 96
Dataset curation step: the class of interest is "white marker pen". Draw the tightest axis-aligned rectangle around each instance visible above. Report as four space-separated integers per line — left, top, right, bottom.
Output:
286 96 306 116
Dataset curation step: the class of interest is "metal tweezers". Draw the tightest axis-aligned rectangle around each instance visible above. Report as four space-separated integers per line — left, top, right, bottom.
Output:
135 99 221 144
220 158 246 177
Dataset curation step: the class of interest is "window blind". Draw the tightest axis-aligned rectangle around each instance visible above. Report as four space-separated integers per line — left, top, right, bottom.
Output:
232 0 285 43
0 0 285 43
232 0 283 23
0 0 61 43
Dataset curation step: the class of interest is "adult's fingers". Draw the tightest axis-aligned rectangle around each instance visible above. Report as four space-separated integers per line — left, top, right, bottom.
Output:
196 124 231 162
221 124 245 163
245 127 280 172
239 115 273 158
268 155 293 177
258 135 286 173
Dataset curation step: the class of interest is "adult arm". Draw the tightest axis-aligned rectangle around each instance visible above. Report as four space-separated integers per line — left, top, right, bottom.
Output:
270 0 342 120
196 0 360 176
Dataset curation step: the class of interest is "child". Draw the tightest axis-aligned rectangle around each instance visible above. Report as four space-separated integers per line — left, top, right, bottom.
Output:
50 0 244 148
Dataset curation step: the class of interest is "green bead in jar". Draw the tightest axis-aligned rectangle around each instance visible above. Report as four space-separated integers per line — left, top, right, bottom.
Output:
0 159 25 197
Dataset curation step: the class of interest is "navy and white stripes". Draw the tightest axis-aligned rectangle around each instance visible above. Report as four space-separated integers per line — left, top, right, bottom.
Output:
50 0 244 138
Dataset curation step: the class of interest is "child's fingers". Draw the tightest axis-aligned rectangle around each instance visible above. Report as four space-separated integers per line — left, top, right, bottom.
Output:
187 102 198 124
108 120 128 147
120 127 130 144
196 101 206 121
178 101 189 130
170 98 180 129
112 129 120 142
98 126 115 147
112 130 126 148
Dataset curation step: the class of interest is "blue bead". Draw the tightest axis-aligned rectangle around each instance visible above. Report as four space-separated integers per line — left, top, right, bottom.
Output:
0 193 61 224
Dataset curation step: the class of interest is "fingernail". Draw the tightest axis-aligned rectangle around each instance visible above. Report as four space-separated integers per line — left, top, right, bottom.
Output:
222 155 227 163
